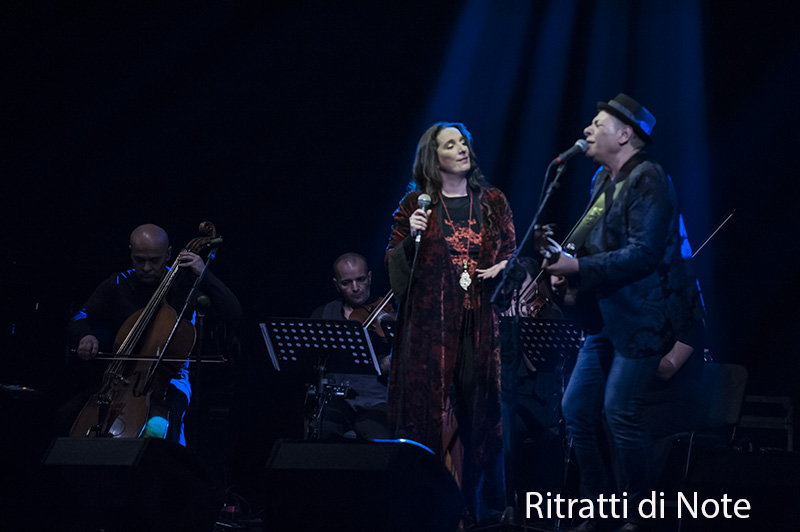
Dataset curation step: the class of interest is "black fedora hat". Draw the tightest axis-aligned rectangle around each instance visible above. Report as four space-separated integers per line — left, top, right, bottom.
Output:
597 93 656 144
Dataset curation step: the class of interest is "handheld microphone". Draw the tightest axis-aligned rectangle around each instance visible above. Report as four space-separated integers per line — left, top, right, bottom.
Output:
553 139 589 164
415 193 432 244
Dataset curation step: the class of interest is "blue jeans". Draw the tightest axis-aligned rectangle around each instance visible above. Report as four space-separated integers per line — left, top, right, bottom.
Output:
561 331 660 518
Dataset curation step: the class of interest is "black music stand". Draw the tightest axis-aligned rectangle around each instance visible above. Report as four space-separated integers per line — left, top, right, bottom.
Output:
379 319 396 342
500 317 583 528
259 319 382 439
516 318 583 375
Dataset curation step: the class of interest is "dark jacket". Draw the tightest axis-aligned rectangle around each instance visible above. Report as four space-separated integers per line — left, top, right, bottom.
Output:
575 155 704 358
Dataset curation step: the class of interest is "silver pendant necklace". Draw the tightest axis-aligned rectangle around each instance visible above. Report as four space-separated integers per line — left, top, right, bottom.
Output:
459 259 472 291
440 190 474 292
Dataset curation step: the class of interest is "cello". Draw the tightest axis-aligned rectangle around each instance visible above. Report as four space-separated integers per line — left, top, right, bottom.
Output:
70 222 219 439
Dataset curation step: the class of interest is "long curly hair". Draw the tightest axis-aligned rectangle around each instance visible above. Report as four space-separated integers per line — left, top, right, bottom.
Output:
410 122 490 203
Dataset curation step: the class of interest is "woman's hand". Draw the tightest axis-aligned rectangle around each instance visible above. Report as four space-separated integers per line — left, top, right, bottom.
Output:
476 259 507 280
409 208 430 238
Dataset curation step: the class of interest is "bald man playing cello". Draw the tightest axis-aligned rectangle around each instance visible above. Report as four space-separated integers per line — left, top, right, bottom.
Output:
61 224 241 445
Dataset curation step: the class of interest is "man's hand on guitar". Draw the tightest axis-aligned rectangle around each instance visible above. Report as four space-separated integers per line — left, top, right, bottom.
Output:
550 274 578 306
535 224 578 276
535 223 579 299
542 253 579 276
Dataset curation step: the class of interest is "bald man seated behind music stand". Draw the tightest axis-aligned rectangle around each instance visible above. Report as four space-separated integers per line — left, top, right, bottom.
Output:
58 224 241 445
310 252 392 441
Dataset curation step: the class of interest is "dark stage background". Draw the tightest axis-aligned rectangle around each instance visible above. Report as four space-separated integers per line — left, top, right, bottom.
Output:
2 0 799 525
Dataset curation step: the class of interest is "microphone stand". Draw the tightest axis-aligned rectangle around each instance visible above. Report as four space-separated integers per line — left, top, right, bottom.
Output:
393 235 423 437
692 208 735 258
190 293 210 449
492 158 569 520
406 237 422 306
142 243 222 397
178 243 220 448
491 160 568 311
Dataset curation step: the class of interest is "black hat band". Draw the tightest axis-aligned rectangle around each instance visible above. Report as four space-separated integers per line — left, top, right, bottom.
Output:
607 99 654 136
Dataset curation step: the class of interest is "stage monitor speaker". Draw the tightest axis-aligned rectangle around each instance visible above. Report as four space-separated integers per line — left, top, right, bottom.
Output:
264 440 464 532
38 437 220 532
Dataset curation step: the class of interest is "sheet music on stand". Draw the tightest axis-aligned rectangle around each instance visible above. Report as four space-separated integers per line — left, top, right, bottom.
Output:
259 318 381 375
511 318 584 372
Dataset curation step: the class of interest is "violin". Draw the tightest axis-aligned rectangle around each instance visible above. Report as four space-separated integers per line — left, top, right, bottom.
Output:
348 289 397 339
70 222 220 439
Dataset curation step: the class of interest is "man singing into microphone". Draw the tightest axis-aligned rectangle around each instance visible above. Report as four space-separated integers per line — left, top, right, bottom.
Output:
385 122 516 528
543 95 703 532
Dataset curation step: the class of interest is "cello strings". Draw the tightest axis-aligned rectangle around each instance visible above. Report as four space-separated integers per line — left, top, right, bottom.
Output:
104 236 205 379
108 256 181 375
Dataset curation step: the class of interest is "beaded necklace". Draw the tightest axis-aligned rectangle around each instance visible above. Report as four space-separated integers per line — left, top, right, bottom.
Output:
439 189 474 291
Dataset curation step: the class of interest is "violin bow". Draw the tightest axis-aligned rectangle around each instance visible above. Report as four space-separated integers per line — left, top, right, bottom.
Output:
692 209 735 258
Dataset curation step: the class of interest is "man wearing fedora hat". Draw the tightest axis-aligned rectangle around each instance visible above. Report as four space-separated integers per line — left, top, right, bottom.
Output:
544 94 703 532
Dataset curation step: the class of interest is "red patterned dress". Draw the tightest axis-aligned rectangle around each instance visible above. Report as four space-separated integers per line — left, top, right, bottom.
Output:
385 186 516 522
